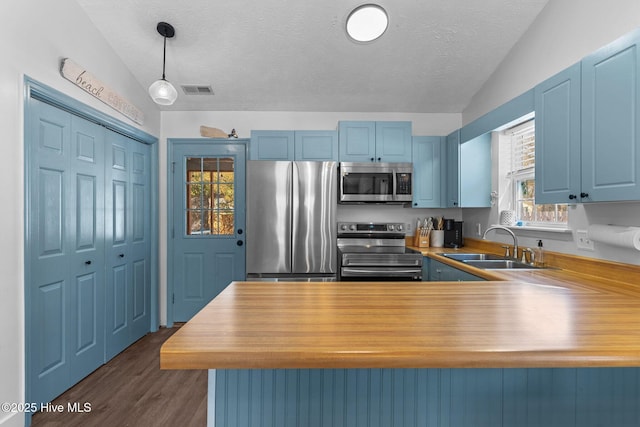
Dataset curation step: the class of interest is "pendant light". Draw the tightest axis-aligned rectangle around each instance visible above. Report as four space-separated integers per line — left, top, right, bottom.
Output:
149 22 178 106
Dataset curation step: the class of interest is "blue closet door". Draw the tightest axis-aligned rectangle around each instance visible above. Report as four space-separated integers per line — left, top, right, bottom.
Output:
105 130 152 360
27 99 105 405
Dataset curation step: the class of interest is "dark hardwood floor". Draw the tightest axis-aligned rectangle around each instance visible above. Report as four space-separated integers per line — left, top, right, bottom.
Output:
31 326 207 427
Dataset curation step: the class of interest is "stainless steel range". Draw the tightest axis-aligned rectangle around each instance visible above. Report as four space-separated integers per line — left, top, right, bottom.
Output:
337 222 423 281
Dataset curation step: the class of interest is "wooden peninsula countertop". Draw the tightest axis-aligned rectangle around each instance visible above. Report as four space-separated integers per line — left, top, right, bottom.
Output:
161 264 640 370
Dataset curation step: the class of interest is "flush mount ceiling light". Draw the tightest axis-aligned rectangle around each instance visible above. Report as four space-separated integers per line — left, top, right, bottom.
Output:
346 4 388 43
148 22 178 106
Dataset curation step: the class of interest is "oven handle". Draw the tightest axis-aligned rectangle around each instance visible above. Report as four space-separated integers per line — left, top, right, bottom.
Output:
341 267 422 276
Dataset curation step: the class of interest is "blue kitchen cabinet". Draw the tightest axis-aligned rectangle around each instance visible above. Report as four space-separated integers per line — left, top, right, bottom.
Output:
425 258 485 281
459 133 492 207
251 130 338 161
339 121 412 162
535 29 640 204
250 130 295 160
412 136 445 207
446 130 460 207
446 129 491 208
534 63 582 204
581 28 640 202
294 130 338 161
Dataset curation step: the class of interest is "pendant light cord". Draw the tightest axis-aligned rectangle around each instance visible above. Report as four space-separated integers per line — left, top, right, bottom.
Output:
162 34 167 80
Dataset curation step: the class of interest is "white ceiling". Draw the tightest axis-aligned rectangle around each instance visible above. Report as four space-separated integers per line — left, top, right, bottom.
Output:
75 0 550 113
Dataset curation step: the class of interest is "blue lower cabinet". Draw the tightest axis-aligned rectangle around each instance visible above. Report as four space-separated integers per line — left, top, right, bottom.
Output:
426 258 484 282
212 368 640 427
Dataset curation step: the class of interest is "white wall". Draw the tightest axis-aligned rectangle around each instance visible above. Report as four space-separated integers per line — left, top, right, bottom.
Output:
0 1 159 426
461 0 640 265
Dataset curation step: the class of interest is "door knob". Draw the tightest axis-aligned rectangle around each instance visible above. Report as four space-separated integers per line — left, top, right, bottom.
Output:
237 240 243 246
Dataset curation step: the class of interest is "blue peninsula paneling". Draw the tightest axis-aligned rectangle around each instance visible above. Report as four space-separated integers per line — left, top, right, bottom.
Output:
212 368 640 427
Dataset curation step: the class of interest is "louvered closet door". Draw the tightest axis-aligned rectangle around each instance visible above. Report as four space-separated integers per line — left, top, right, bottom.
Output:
105 130 152 360
28 99 105 405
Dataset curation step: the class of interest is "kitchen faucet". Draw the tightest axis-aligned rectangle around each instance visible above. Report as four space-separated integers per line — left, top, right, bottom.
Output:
482 225 518 259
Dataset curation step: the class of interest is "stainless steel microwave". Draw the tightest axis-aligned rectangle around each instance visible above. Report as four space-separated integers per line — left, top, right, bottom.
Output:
339 162 413 203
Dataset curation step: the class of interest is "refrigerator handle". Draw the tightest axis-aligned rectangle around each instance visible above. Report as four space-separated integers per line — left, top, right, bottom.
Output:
291 162 299 254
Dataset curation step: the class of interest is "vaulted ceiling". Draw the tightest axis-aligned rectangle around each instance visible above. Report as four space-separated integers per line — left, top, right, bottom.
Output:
76 0 549 112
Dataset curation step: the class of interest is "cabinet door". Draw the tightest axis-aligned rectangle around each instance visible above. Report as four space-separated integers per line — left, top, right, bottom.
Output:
459 133 492 207
428 259 484 282
582 29 640 202
250 130 295 160
535 63 582 204
294 130 338 161
375 121 413 162
338 121 376 162
412 136 444 207
446 130 461 207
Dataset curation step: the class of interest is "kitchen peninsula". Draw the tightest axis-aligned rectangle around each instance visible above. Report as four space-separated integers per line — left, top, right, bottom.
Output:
161 250 640 427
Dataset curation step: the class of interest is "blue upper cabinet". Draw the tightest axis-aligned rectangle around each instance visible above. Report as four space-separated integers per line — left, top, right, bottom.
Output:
534 63 582 204
250 130 295 160
250 130 338 161
375 121 413 162
294 130 338 161
459 133 492 207
412 136 444 208
446 130 460 207
535 29 640 204
581 29 640 202
446 129 491 208
339 121 412 162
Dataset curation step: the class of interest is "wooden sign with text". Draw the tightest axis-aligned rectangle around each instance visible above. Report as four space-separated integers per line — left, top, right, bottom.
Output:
60 58 144 125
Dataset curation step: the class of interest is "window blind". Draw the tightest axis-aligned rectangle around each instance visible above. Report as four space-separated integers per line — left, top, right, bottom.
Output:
510 120 535 172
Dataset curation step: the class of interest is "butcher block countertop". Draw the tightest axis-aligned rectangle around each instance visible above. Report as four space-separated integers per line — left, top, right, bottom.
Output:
161 241 640 370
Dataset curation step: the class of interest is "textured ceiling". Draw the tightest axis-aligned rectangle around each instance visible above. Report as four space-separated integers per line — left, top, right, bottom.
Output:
75 0 549 112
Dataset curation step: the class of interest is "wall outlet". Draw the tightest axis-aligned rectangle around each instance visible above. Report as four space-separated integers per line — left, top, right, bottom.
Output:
576 229 595 251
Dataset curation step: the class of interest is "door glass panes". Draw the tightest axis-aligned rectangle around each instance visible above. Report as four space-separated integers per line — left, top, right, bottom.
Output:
185 157 235 236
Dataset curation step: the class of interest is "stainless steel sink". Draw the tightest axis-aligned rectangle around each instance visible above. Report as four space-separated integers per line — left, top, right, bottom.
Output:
439 253 506 261
439 253 544 269
462 259 542 269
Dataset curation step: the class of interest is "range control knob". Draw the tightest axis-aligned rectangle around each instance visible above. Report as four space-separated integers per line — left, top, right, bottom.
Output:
396 224 404 232
349 224 356 231
388 224 395 231
340 224 348 231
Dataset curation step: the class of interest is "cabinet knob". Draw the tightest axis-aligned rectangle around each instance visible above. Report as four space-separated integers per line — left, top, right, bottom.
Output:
85 260 92 265
119 253 125 258
568 194 577 200
580 192 589 199
370 157 375 162
237 240 244 246
377 157 381 162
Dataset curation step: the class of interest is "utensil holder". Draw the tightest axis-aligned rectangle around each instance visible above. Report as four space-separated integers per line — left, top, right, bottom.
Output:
430 230 444 247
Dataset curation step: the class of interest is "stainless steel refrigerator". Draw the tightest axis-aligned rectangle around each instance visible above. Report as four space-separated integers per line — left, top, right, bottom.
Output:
246 161 337 281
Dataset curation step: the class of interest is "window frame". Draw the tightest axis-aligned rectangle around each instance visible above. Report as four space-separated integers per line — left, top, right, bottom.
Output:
503 119 569 229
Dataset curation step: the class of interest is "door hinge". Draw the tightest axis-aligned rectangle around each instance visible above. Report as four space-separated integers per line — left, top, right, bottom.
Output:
172 293 175 304
171 162 175 173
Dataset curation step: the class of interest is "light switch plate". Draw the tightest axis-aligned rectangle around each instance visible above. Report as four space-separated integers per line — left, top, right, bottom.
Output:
576 229 595 251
